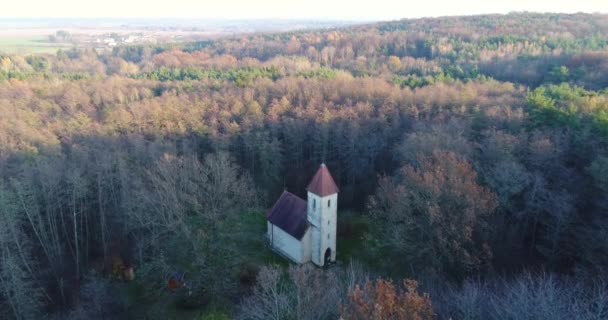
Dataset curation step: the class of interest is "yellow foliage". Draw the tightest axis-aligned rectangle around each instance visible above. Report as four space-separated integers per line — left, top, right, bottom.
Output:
388 56 402 71
1 57 12 72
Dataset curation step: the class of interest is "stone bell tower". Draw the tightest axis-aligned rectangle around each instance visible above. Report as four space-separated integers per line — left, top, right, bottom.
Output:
306 163 339 266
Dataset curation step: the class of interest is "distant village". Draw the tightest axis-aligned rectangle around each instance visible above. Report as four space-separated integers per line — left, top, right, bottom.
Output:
93 34 157 48
48 30 192 50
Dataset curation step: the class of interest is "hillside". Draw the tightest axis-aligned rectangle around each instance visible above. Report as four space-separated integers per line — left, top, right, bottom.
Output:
0 13 607 319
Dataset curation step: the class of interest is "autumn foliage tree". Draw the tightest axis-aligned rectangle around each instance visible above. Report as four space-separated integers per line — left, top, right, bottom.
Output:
370 151 498 277
341 278 434 320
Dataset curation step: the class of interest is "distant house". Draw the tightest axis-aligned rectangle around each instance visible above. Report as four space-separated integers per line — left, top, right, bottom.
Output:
267 164 339 266
103 38 117 47
123 35 138 44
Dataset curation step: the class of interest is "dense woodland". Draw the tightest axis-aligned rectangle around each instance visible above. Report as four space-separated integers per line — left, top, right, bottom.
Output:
0 13 608 319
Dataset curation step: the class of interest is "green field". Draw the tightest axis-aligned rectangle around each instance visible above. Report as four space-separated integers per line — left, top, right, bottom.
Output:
0 37 72 54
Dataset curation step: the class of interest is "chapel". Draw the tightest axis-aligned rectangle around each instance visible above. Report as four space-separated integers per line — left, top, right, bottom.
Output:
266 164 339 266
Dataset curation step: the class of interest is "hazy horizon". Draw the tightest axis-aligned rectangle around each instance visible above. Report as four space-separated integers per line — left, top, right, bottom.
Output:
2 0 606 21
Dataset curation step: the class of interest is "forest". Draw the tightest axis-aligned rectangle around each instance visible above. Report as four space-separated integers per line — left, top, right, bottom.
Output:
0 12 607 319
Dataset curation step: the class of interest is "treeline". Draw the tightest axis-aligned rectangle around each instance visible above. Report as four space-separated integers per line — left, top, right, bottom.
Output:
0 12 607 319
2 13 608 89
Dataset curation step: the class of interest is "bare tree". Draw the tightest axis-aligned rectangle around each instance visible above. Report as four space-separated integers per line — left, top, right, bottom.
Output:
0 250 43 320
237 265 292 320
238 263 349 320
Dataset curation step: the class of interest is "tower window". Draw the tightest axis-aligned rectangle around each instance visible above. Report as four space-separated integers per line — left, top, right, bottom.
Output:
313 199 316 210
328 234 330 239
328 199 331 207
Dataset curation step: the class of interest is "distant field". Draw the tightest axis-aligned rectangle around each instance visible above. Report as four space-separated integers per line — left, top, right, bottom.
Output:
0 36 72 54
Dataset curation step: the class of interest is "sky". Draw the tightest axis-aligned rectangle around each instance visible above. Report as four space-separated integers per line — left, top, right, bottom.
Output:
2 0 606 21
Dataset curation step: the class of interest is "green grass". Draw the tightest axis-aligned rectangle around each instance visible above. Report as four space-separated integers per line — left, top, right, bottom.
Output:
0 37 72 54
232 210 290 266
337 210 404 276
337 211 381 265
195 305 231 320
121 210 289 319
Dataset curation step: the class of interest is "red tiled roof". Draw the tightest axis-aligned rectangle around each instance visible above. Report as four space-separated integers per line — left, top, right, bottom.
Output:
307 163 339 197
267 191 309 240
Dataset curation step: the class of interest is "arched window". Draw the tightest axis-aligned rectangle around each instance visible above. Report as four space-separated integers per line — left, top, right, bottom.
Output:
328 199 331 208
313 199 316 210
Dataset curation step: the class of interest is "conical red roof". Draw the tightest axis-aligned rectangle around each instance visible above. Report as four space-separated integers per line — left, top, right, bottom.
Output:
307 163 339 197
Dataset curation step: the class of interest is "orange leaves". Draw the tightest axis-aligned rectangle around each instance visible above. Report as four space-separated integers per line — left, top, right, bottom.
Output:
370 150 498 276
404 151 498 218
341 278 435 320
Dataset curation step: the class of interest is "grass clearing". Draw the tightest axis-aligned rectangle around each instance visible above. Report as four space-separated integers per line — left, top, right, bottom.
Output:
231 210 290 266
122 210 289 319
337 210 407 277
0 36 72 54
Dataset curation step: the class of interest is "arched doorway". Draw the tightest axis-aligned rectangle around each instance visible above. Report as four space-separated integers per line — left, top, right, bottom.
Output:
324 248 332 265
